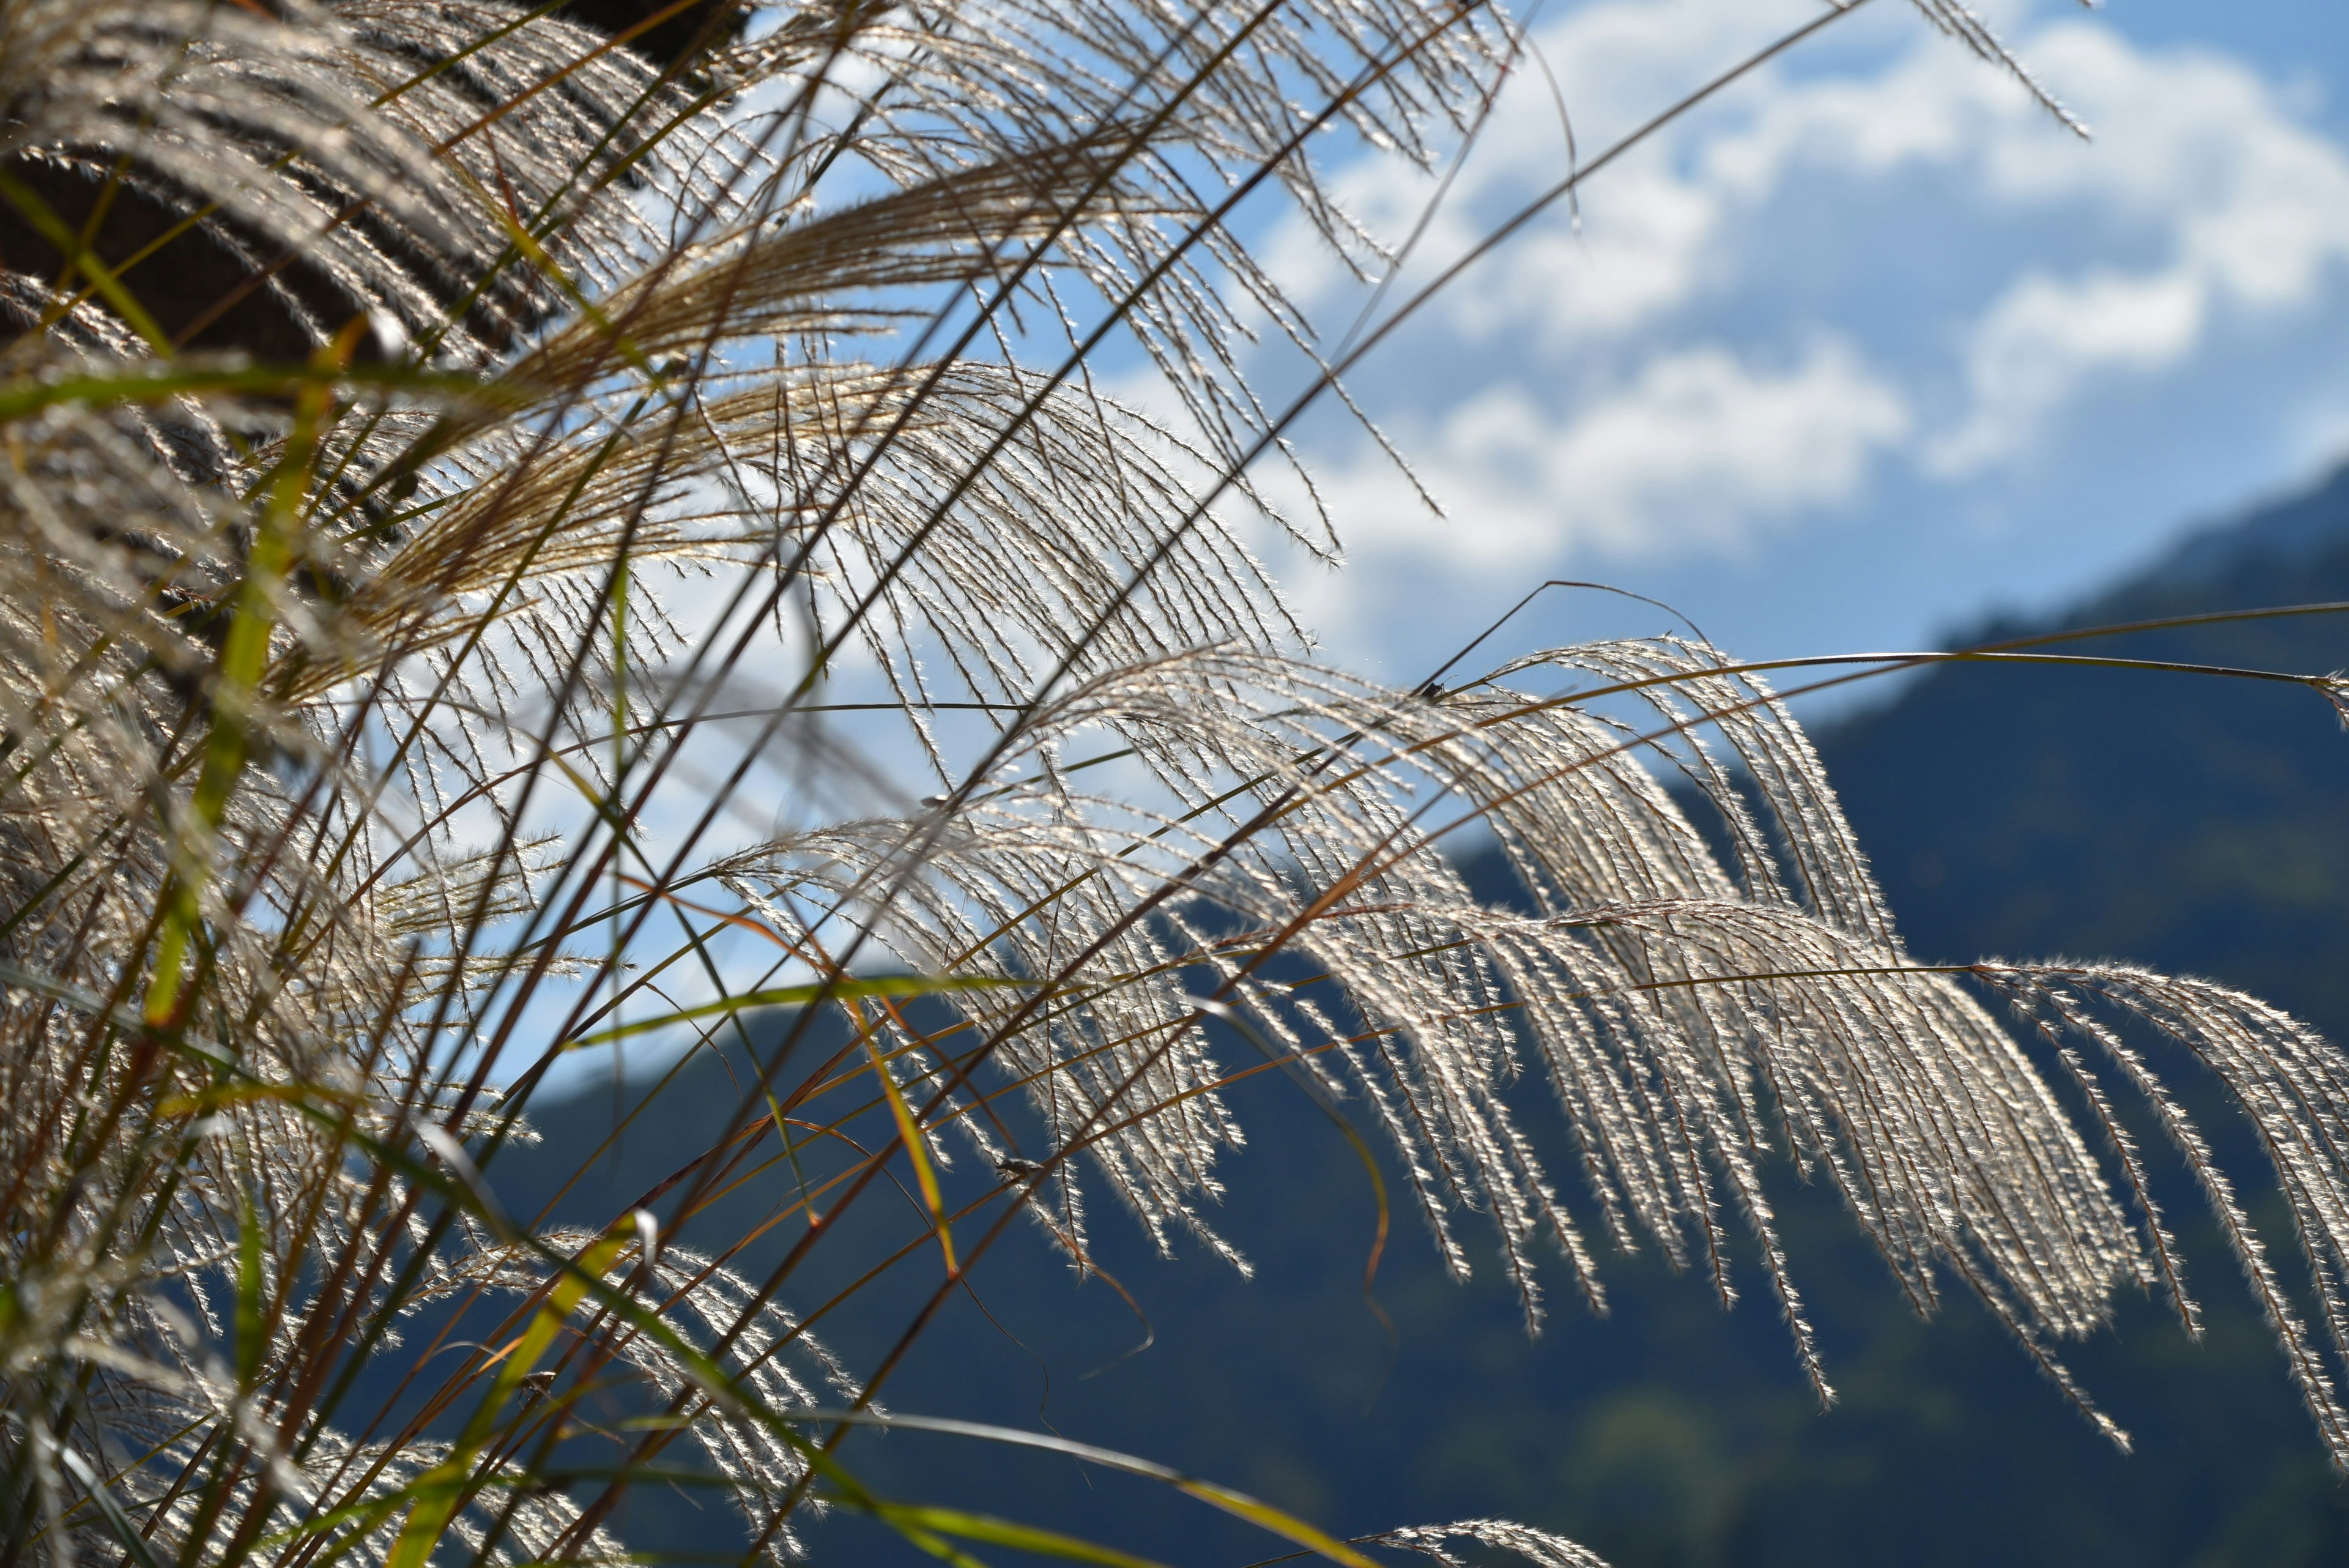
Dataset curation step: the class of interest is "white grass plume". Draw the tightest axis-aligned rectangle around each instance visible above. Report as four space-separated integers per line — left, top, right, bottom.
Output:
1 4 2345 1567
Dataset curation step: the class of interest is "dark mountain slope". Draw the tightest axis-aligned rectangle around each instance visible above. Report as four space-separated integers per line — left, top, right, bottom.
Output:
1825 461 2349 1039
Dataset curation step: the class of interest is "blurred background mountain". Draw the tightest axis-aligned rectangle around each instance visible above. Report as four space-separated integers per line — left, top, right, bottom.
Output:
488 463 2349 1567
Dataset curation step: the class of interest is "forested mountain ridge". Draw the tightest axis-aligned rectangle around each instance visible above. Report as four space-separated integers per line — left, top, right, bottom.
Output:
1826 459 2349 1044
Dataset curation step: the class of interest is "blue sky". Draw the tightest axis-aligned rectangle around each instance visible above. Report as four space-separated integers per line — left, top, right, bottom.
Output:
1225 0 2349 701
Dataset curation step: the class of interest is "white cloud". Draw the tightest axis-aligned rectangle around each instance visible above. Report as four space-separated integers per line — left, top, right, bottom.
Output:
1928 265 2205 474
1313 337 1907 564
1923 24 2349 467
1267 0 1820 348
1589 12 2349 467
1262 0 2349 577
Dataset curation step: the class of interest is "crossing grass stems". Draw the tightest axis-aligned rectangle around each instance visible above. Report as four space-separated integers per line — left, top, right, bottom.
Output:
1 2 2347 1566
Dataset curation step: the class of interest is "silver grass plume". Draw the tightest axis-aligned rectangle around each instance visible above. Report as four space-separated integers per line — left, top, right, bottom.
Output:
0 1 2336 1567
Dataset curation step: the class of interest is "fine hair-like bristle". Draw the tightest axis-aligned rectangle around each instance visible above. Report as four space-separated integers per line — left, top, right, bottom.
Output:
0 4 2340 1567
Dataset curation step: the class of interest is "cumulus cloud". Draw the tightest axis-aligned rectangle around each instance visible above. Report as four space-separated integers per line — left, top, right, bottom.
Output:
1920 24 2349 467
1928 265 2206 473
1309 338 1907 563
1259 0 2349 580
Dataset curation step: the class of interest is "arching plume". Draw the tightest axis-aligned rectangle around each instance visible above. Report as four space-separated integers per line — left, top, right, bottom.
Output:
0 3 2336 1567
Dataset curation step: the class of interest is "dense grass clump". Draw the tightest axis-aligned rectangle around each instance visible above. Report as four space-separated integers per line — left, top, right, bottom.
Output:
5 4 2349 1566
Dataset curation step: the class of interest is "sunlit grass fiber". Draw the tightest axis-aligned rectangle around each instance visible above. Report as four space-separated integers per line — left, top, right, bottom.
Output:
4 2 2349 1565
